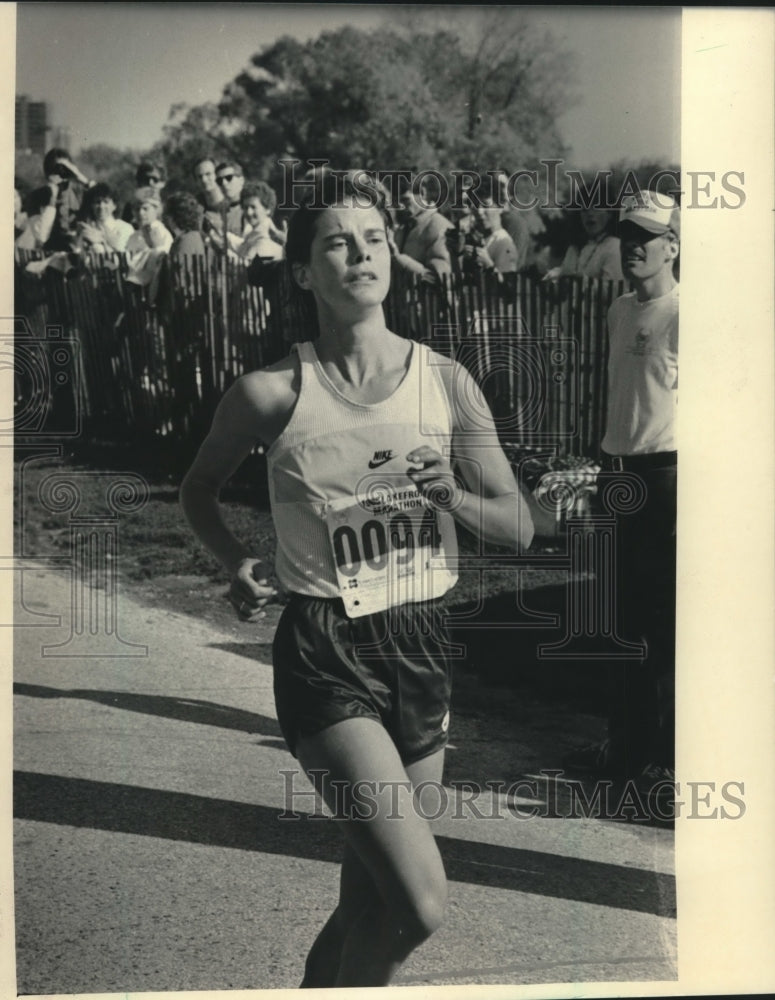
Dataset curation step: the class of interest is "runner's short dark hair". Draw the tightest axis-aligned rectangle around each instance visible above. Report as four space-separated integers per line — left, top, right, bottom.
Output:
285 171 391 267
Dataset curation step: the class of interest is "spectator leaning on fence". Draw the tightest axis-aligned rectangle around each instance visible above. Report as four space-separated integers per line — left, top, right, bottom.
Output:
192 156 225 230
122 161 167 223
237 181 285 262
14 179 29 240
389 180 452 282
214 160 246 237
14 184 58 252
564 190 679 788
445 190 486 280
193 156 223 207
473 196 519 276
546 207 623 282
126 187 173 287
75 183 134 255
495 172 532 271
164 192 207 259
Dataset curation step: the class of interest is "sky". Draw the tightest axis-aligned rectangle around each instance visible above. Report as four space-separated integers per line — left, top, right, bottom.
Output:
15 4 681 170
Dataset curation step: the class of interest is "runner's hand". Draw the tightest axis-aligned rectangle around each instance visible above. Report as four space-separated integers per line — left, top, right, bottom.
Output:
406 447 463 511
228 558 277 620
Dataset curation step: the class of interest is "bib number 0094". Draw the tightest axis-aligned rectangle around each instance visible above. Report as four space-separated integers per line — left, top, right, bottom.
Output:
331 509 442 577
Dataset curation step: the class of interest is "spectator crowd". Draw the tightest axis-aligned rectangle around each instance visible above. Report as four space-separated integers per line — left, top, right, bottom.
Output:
15 147 642 293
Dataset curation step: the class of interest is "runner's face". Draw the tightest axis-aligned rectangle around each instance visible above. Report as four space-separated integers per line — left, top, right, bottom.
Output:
298 203 390 312
620 224 677 282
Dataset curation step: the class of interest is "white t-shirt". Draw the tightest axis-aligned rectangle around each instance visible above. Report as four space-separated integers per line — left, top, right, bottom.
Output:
237 223 284 262
601 284 679 455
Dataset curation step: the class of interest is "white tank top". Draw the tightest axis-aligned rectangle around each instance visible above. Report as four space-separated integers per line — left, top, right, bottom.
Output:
267 338 459 612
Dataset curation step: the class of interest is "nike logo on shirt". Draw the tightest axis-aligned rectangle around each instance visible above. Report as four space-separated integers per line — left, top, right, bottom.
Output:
368 450 396 469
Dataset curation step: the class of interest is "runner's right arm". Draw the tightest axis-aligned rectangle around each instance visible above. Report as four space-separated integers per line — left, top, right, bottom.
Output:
180 368 292 613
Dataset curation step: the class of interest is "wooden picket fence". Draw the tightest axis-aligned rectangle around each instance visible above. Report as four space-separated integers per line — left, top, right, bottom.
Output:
14 248 625 455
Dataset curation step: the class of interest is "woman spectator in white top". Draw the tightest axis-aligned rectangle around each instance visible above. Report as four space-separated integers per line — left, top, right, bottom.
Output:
545 207 623 282
126 187 173 287
75 183 134 255
14 185 58 252
237 181 285 262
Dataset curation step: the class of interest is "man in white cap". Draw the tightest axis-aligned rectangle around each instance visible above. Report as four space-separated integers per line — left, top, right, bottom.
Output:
565 190 679 788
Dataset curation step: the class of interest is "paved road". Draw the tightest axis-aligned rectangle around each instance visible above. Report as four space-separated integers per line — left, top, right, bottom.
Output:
13 567 676 994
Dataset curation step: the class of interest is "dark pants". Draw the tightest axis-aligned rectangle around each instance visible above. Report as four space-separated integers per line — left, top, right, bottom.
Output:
603 456 677 773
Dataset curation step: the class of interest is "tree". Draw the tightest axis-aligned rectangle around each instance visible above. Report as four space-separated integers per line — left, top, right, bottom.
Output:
78 143 144 207
14 150 43 191
216 28 457 181
207 20 578 184
390 9 579 170
151 101 243 191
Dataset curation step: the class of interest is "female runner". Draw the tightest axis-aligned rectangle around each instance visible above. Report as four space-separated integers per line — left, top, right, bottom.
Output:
180 171 534 987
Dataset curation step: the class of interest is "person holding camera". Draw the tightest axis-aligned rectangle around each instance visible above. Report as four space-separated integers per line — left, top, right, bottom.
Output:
445 192 484 280
446 190 518 280
35 147 93 251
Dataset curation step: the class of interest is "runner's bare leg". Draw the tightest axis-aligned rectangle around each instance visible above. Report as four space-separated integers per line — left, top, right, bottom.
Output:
297 718 447 987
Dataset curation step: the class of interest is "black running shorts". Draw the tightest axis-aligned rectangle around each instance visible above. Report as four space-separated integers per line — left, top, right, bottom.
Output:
272 594 454 765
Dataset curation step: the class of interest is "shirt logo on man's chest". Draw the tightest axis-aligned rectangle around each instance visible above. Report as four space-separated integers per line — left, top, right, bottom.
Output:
628 329 652 356
368 449 396 469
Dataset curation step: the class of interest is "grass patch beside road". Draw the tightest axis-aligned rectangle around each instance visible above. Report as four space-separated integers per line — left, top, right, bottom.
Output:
16 448 563 605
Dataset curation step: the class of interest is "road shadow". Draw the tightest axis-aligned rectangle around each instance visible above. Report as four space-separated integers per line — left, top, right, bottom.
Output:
207 641 275 663
14 770 675 918
13 682 282 737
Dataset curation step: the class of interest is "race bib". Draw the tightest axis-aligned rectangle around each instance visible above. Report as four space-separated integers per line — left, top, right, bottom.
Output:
325 488 456 618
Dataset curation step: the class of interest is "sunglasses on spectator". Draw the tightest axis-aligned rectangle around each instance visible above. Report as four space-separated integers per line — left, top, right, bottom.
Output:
216 174 239 185
146 176 163 184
